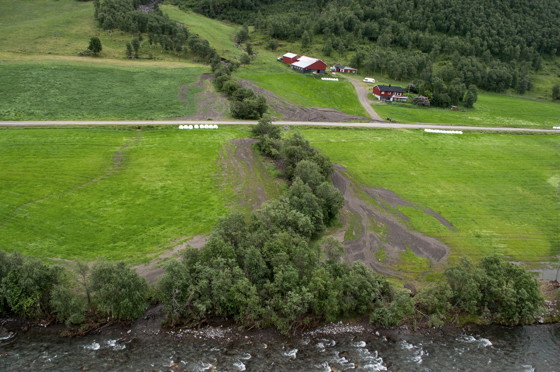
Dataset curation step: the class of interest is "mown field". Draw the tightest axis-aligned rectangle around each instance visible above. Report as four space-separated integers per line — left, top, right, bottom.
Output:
161 5 243 61
0 126 252 263
0 0 177 60
303 128 559 262
0 61 204 120
373 93 560 128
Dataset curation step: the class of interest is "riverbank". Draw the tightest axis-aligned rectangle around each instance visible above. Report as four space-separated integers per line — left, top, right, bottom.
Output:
2 310 559 371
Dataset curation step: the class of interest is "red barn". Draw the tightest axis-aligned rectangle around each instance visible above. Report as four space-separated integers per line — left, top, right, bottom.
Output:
372 85 407 102
290 56 327 74
282 52 300 64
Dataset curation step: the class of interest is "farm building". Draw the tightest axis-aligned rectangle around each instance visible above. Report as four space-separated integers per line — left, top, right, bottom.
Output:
331 64 358 73
372 85 408 102
290 56 327 74
282 52 300 64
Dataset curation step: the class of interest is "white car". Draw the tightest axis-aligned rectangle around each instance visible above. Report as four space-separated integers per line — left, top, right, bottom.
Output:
363 77 375 83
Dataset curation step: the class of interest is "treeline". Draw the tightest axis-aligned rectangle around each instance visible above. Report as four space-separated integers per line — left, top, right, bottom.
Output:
0 252 147 325
0 127 547 331
157 121 397 333
93 0 216 61
211 59 268 119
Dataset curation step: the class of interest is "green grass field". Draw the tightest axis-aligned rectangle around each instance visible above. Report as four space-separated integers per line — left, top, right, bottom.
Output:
0 0 192 61
239 71 368 117
161 5 243 61
0 126 252 263
373 93 560 128
303 128 559 262
0 61 205 120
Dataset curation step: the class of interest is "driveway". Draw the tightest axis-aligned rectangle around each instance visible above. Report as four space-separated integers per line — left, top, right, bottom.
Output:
338 74 384 121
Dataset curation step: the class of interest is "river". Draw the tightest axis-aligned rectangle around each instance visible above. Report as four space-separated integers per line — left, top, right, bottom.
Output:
1 321 558 371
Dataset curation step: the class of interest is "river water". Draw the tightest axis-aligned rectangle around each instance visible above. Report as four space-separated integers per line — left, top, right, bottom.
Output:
1 322 558 371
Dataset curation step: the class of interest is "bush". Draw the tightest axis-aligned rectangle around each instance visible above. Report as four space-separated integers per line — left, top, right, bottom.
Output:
0 255 62 318
50 285 86 326
87 36 102 56
230 95 267 119
412 95 430 106
252 115 281 139
89 261 148 321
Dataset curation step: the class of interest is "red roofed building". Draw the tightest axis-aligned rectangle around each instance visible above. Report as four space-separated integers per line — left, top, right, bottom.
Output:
372 85 408 102
290 56 327 74
282 52 300 64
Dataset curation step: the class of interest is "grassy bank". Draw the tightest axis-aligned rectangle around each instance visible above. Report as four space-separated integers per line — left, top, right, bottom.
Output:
0 61 205 120
304 128 559 262
0 126 250 263
161 5 243 61
373 93 560 128
0 0 192 61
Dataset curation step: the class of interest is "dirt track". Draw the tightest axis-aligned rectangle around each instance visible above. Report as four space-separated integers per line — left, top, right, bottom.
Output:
340 75 384 121
133 138 272 283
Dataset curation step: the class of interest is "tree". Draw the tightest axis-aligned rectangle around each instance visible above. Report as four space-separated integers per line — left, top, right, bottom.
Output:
552 85 560 100
322 38 333 56
267 39 279 51
240 53 251 65
245 42 253 56
50 285 86 326
236 24 249 44
131 37 141 58
0 257 61 318
89 261 148 320
88 36 102 56
463 85 478 108
126 42 133 58
301 30 312 50
252 114 281 139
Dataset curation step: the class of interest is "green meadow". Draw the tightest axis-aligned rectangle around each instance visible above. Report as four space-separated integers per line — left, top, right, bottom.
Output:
0 0 174 60
0 61 204 120
373 93 560 129
0 126 251 263
303 128 559 262
161 5 243 61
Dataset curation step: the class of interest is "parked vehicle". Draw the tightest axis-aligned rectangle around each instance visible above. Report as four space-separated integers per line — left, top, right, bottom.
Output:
363 77 376 83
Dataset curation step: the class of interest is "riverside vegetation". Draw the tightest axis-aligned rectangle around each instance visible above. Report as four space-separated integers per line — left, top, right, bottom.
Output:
0 124 548 333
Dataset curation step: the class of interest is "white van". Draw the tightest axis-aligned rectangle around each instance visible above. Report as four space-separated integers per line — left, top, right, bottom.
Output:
363 77 376 83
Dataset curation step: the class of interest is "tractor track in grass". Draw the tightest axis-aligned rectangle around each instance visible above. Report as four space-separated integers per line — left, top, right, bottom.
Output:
0 133 143 229
133 138 278 283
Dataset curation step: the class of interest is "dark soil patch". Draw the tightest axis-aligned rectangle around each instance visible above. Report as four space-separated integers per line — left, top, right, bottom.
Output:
175 74 229 121
240 80 371 122
219 138 273 210
331 165 450 279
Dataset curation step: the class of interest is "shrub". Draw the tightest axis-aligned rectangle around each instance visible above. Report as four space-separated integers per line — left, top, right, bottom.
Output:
89 261 148 321
412 95 430 106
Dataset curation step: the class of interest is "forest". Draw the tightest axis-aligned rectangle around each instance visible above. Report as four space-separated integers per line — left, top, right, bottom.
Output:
172 0 560 107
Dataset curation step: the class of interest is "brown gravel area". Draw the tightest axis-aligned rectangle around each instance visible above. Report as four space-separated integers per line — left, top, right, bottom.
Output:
331 164 450 278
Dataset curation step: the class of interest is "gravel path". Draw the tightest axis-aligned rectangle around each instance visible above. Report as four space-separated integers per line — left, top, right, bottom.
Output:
1 120 558 133
338 74 384 121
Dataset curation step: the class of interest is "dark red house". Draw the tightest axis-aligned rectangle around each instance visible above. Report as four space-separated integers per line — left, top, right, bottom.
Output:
331 64 358 73
290 56 327 73
372 85 407 102
282 52 300 64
